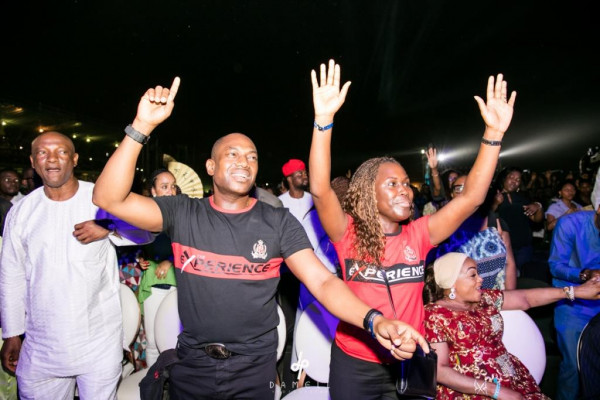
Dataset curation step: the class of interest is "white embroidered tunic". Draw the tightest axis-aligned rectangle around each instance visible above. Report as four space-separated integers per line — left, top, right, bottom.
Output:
0 181 122 378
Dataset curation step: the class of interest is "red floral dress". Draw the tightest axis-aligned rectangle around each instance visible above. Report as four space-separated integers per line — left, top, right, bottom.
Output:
424 290 550 399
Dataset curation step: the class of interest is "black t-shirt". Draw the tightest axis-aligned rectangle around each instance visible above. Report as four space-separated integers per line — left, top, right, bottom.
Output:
154 195 311 355
497 191 533 249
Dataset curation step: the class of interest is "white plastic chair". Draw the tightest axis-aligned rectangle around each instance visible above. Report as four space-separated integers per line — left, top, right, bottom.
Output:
117 289 181 400
118 291 288 400
281 301 338 399
154 292 285 355
120 283 141 378
276 304 286 362
153 289 182 352
500 309 546 384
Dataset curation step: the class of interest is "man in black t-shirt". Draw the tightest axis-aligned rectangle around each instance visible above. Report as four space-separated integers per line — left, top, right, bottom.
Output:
93 77 429 399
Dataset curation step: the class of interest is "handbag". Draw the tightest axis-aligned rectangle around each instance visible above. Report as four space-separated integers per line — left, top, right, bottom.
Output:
381 270 437 399
394 344 437 398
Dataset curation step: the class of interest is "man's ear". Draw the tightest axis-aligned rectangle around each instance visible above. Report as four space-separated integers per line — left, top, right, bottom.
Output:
206 159 215 176
73 152 79 167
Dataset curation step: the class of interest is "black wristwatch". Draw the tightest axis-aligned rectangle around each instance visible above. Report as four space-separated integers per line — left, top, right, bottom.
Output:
124 124 150 145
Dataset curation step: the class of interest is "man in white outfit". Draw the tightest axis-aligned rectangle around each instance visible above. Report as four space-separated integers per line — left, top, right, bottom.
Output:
278 159 313 222
0 132 123 400
278 158 340 387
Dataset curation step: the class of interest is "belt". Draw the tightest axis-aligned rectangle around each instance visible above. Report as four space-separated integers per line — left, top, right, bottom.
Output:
203 343 237 359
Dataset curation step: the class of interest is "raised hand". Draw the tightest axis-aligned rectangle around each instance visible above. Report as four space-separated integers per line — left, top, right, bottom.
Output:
311 59 352 119
133 77 181 133
426 147 438 170
473 74 516 136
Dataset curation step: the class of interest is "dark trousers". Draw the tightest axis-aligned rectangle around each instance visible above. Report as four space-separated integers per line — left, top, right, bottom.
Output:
329 342 419 400
580 312 600 399
169 345 277 400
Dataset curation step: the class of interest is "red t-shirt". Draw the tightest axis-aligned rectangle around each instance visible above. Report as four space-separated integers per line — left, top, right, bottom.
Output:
333 215 433 363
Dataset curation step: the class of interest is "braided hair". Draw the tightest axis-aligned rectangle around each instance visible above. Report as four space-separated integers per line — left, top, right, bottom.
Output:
343 156 401 265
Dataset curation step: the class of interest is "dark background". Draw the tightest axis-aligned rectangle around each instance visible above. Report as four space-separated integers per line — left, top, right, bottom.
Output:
1 1 598 188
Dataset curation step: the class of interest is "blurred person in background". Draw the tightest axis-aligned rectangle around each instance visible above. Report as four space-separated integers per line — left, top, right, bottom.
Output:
494 167 543 273
545 180 583 233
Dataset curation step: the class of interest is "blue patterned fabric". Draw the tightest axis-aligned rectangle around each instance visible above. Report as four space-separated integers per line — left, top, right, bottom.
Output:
434 225 507 290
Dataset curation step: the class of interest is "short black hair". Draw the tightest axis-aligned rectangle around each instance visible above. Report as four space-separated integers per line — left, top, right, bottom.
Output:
150 168 172 187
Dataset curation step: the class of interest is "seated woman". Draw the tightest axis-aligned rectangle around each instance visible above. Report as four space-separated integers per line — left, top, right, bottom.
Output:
423 252 600 399
545 180 582 233
137 168 178 367
429 173 517 290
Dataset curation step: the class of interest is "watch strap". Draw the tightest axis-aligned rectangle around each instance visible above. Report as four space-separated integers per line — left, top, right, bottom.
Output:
124 124 150 145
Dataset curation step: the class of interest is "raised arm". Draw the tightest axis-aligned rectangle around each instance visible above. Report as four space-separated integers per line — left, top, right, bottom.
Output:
426 147 442 198
428 74 516 245
309 60 352 242
92 77 180 232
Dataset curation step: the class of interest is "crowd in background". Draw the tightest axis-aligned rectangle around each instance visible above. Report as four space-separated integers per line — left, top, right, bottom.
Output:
0 63 598 400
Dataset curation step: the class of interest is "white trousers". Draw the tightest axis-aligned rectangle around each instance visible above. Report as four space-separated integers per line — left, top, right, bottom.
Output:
17 360 121 400
143 286 176 367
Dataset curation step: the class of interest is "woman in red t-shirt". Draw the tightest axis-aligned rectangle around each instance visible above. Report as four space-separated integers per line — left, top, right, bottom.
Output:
308 59 516 399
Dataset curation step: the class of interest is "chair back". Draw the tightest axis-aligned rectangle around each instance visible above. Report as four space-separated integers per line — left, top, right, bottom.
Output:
293 301 339 384
120 283 141 351
154 288 183 352
500 309 546 384
276 304 286 361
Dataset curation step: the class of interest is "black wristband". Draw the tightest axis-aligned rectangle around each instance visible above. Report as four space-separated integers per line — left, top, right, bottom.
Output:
125 124 150 145
481 137 502 146
363 308 383 331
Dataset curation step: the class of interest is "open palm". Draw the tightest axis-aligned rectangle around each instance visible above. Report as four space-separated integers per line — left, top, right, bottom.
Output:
474 74 516 135
312 59 351 118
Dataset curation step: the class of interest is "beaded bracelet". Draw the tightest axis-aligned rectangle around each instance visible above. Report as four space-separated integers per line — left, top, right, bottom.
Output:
563 286 575 301
492 378 501 399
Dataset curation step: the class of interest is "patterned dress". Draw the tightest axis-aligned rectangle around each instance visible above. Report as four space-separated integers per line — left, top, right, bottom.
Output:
424 290 549 399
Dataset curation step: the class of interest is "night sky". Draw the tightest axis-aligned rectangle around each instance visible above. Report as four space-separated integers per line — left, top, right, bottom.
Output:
2 1 599 185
